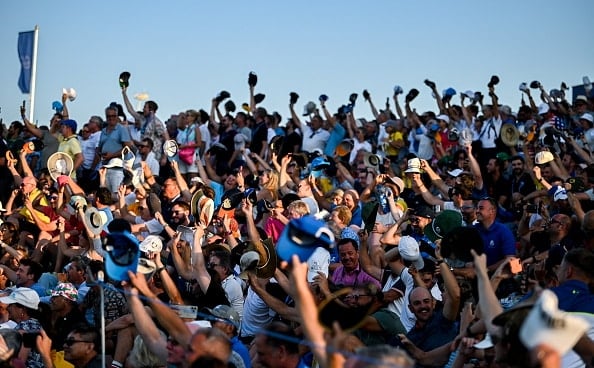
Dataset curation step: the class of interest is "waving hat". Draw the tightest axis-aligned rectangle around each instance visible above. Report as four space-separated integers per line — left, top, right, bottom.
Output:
47 152 74 180
500 123 520 147
84 207 109 235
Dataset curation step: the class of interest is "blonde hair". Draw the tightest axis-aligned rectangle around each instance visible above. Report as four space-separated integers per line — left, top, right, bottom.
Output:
287 200 310 217
334 205 352 225
263 170 280 201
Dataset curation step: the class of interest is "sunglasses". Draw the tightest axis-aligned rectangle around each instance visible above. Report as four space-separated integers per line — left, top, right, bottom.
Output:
64 339 92 346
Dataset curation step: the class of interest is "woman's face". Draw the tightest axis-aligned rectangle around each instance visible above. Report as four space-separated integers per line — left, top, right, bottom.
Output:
259 171 270 185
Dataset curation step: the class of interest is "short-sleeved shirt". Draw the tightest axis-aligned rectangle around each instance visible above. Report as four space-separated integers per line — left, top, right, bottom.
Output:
59 135 82 178
405 306 458 356
323 123 346 157
98 124 131 156
355 308 406 346
330 264 381 289
301 125 331 153
474 221 516 266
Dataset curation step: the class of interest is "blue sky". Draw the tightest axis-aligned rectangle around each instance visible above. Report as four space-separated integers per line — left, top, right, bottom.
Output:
1 0 592 127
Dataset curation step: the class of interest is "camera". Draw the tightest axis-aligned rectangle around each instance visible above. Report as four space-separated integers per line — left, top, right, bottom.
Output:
526 204 538 214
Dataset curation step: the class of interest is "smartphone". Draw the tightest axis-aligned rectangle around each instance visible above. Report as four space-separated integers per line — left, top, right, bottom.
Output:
526 204 538 214
170 304 198 319
22 100 26 110
509 258 522 274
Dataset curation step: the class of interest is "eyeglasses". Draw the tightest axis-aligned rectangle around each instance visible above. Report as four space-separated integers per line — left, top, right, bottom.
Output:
64 339 92 346
549 219 563 226
409 217 420 223
172 210 185 215
49 196 58 201
208 263 220 268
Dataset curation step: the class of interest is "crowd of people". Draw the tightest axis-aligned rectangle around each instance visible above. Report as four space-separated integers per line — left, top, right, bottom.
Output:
0 72 593 368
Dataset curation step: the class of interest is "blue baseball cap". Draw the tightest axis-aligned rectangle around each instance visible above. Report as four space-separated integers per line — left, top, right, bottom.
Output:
103 231 140 282
60 119 77 132
276 216 335 263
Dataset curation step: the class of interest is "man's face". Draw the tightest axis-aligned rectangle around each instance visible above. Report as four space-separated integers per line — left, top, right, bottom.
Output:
310 116 322 130
461 201 476 223
410 216 430 232
60 124 71 137
224 174 237 188
338 242 359 271
540 166 552 181
50 295 67 312
166 336 185 365
20 180 36 195
163 179 179 200
143 103 151 117
408 287 435 322
511 159 524 176
171 205 188 225
575 102 588 114
342 288 373 308
548 215 565 236
15 264 31 286
105 109 119 126
63 332 95 362
476 199 495 224
253 335 280 368
67 264 84 284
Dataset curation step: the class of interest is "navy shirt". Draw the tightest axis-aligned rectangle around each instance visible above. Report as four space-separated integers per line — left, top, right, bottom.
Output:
550 279 594 314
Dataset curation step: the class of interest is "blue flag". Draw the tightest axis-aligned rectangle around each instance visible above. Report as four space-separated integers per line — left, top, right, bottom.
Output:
18 31 34 94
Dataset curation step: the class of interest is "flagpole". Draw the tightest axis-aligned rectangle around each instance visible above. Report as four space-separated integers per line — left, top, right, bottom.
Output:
28 25 39 123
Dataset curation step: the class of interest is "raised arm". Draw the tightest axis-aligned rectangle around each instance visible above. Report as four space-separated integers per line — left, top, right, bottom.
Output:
121 87 143 120
20 104 42 139
288 101 302 130
127 271 193 347
393 92 404 120
358 232 382 280
247 272 300 322
125 286 168 361
365 93 380 119
189 227 211 294
435 245 460 321
465 144 483 190
419 159 450 197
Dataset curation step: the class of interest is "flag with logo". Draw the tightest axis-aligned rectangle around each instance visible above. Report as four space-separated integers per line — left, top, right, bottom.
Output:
18 30 34 94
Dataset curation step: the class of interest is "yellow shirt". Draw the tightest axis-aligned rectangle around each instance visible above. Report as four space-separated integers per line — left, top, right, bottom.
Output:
19 188 50 224
58 135 82 179
385 131 403 156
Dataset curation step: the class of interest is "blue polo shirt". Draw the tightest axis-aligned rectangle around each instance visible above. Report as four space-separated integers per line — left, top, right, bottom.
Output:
323 122 346 157
550 279 594 314
474 221 516 266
